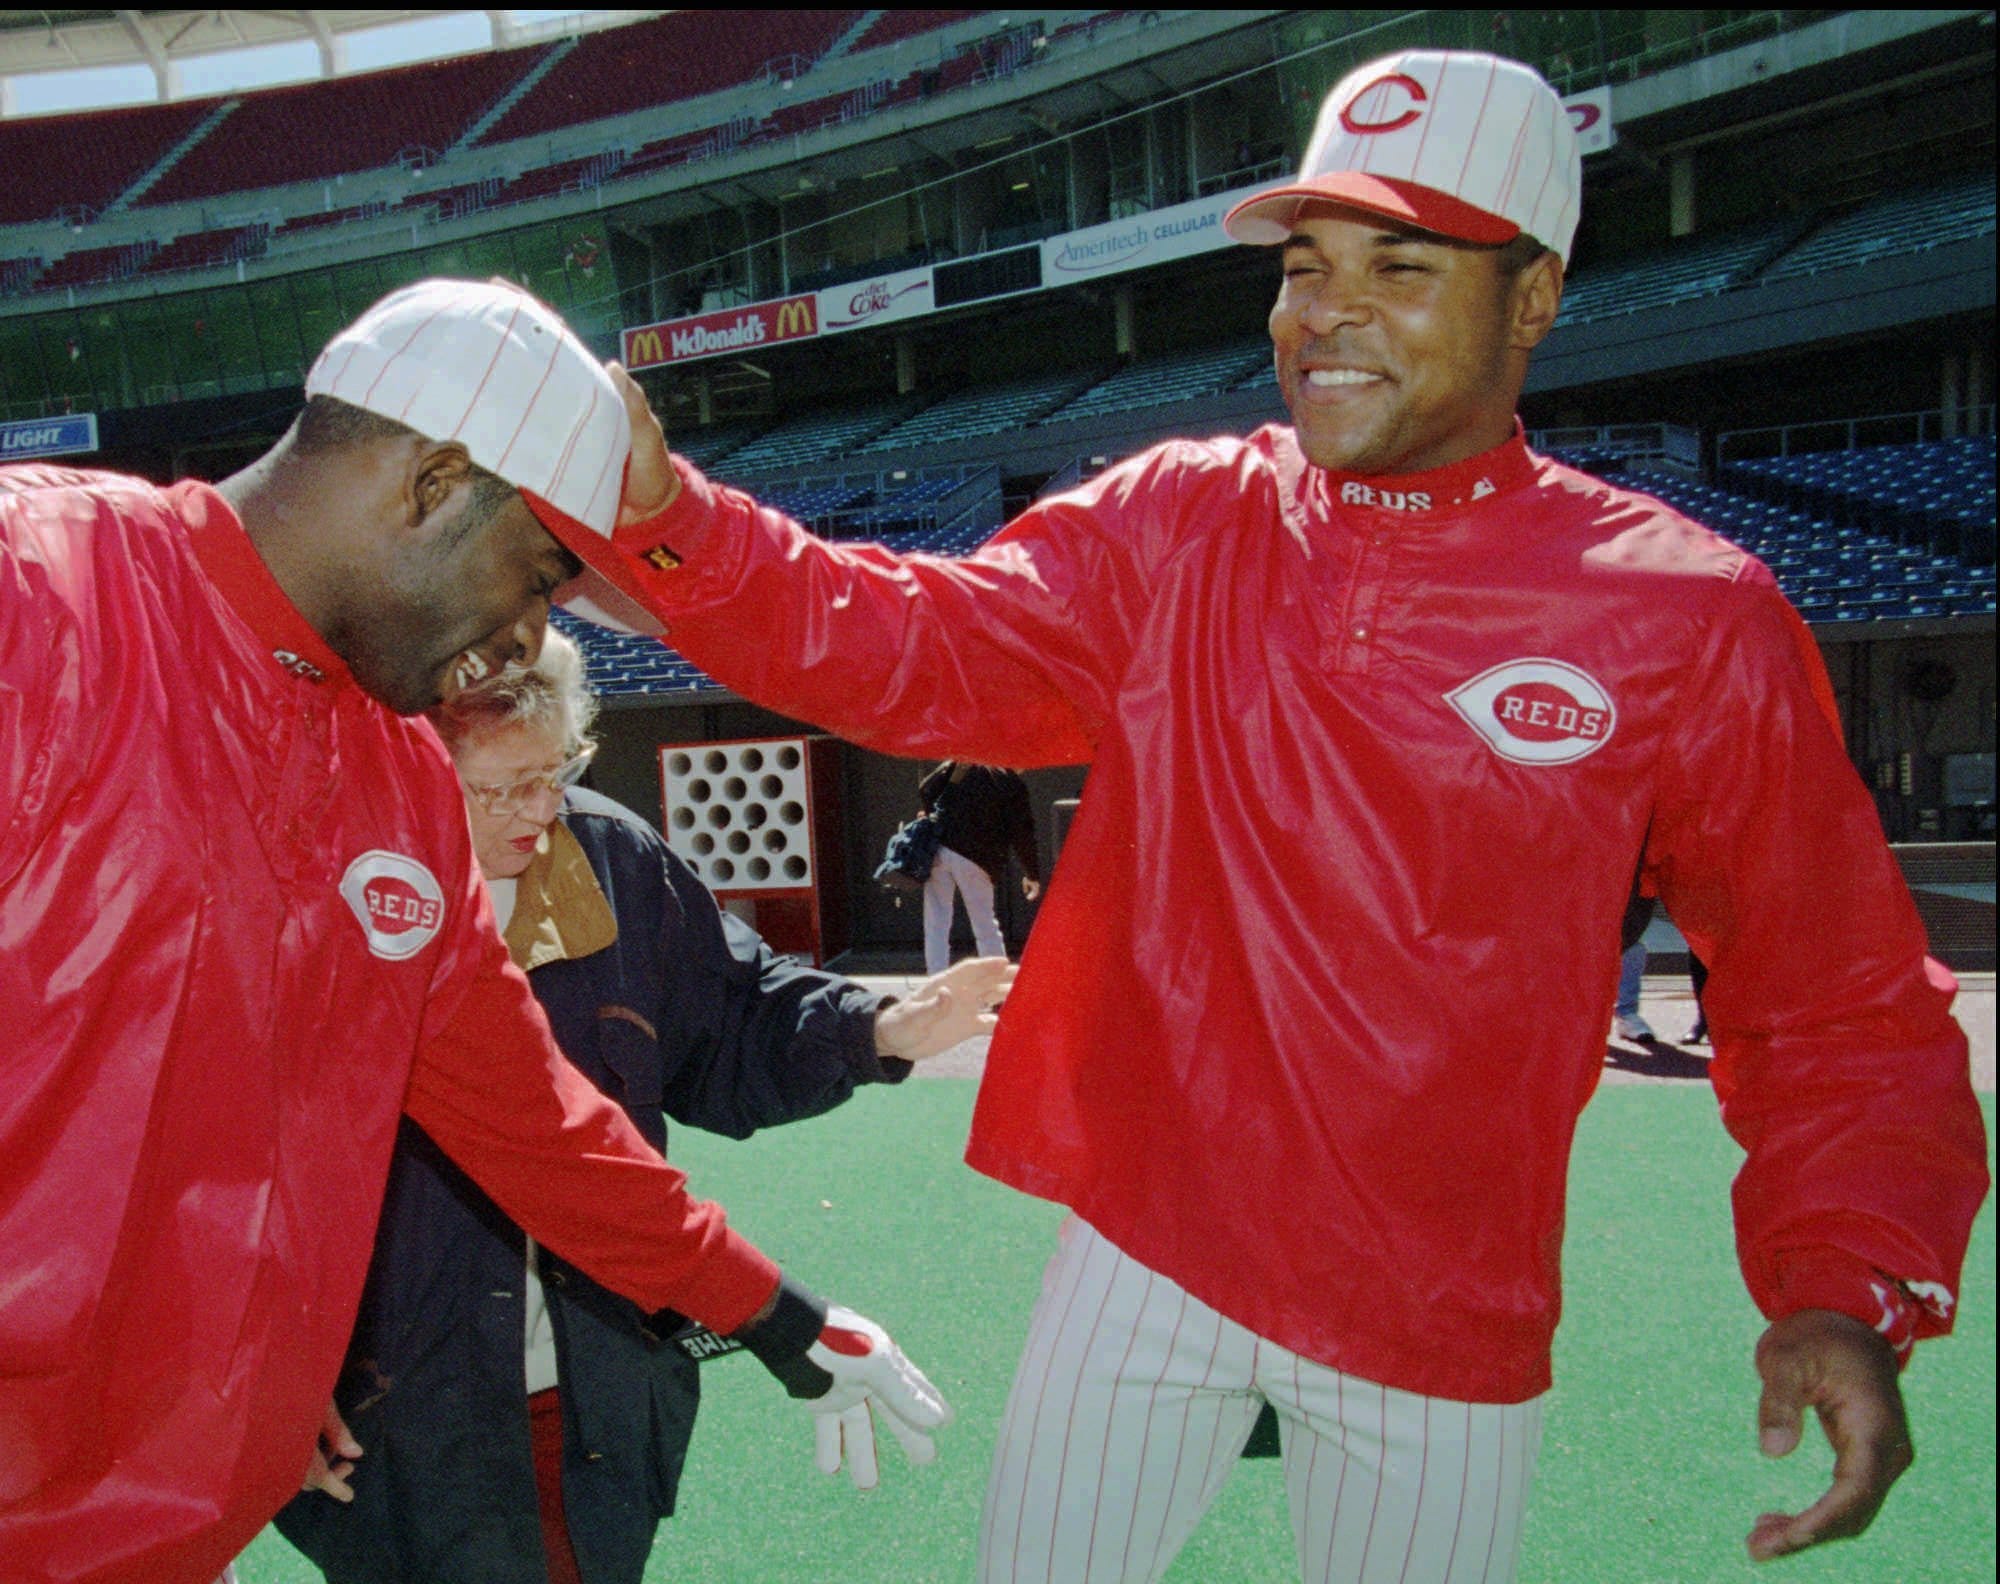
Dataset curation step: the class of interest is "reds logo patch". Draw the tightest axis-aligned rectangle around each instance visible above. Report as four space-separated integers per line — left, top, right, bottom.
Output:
1340 71 1427 135
1445 659 1616 766
339 850 446 961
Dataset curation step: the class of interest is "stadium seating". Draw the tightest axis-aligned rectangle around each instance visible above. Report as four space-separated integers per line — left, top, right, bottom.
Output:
849 11 989 54
138 49 545 207
33 240 157 290
274 203 390 238
1724 435 1997 565
670 421 766 472
137 224 268 277
717 399 912 476
764 86 874 139
0 99 210 225
550 608 718 697
0 256 44 297
393 177 503 222
859 369 1100 452
0 7 1122 256
1233 357 1278 392
1762 171 1997 282
1556 215 1795 325
828 471 996 537
479 12 861 146
759 481 875 521
855 518 994 555
1546 174 1994 328
488 151 625 209
622 126 739 179
1595 459 1997 623
1038 341 1269 425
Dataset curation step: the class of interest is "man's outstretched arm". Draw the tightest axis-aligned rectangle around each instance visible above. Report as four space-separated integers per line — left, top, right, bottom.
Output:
1648 574 1988 1560
599 363 1178 768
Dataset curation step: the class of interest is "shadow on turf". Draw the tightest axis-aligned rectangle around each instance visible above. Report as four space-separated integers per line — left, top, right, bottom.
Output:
1603 1036 1714 1080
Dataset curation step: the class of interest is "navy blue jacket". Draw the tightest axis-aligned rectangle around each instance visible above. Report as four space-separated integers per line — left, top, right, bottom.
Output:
276 787 901 1583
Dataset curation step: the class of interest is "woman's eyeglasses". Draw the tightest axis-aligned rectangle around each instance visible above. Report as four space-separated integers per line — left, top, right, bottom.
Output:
461 744 597 816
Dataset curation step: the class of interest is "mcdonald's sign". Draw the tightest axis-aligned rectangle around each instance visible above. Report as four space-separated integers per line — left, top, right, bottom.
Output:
625 327 667 367
622 293 819 369
773 297 817 339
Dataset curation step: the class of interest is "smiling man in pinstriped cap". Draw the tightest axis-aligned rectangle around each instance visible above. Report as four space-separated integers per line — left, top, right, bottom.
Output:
0 278 949 1584
566 47 1987 1582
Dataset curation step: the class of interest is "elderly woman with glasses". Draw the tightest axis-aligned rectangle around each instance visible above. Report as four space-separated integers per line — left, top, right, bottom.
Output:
275 630 1011 1584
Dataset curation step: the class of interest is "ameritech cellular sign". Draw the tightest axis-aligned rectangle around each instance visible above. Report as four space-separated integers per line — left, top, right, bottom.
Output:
1042 188 1254 281
1 413 98 460
622 294 819 370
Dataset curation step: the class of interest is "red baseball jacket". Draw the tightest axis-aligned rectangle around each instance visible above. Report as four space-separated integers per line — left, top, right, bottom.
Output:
620 424 1987 1403
0 469 779 1583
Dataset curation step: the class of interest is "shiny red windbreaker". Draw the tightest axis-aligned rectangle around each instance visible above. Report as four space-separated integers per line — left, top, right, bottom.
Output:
0 470 778 1584
621 424 1987 1402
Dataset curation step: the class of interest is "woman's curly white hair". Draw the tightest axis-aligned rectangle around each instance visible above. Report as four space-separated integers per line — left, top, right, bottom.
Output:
428 626 600 756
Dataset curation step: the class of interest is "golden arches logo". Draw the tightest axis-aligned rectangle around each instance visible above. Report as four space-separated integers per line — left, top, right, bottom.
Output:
774 298 817 338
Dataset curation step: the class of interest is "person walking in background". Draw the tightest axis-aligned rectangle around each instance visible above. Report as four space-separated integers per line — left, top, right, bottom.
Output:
916 761 1043 974
1615 877 1657 1043
1613 937 1655 1043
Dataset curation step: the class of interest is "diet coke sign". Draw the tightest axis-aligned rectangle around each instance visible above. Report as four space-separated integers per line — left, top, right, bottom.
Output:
817 266 934 335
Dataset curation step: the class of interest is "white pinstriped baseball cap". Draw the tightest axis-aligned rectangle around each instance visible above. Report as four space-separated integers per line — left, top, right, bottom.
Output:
1225 51 1581 264
306 277 661 636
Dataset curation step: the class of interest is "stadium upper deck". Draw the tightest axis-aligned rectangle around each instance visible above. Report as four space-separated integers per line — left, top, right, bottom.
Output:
0 8 1989 463
0 9 1123 238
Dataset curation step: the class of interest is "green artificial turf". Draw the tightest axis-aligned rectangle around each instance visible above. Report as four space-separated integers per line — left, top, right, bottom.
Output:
239 1083 1996 1584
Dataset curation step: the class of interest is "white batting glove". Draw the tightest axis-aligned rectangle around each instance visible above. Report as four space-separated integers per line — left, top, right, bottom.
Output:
735 1278 953 1491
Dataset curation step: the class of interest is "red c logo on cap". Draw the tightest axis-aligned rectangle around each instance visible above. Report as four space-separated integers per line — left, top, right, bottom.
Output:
1340 72 1428 135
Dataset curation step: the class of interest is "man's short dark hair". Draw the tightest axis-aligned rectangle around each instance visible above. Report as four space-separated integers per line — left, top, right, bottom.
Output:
1497 233 1555 275
293 394 517 538
293 394 418 455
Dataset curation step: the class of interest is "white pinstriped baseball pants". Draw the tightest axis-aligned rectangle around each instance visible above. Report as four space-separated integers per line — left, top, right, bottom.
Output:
978 1218 1544 1584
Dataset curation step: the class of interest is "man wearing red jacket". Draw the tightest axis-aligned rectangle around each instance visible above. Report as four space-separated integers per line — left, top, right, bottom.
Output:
588 50 1984 1584
0 279 956 1584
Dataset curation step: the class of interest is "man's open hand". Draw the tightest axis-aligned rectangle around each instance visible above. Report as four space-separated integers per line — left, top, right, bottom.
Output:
1747 1308 1912 1562
875 957 1015 1062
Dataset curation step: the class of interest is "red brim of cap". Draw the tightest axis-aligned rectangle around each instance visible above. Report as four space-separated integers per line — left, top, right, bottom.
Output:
523 490 667 639
1223 173 1520 248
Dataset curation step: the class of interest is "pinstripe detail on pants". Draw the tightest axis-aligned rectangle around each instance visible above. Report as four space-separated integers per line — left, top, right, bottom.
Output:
978 1219 1544 1584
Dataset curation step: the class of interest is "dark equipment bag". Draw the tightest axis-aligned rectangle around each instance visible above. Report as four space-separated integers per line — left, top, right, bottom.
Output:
873 814 942 893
